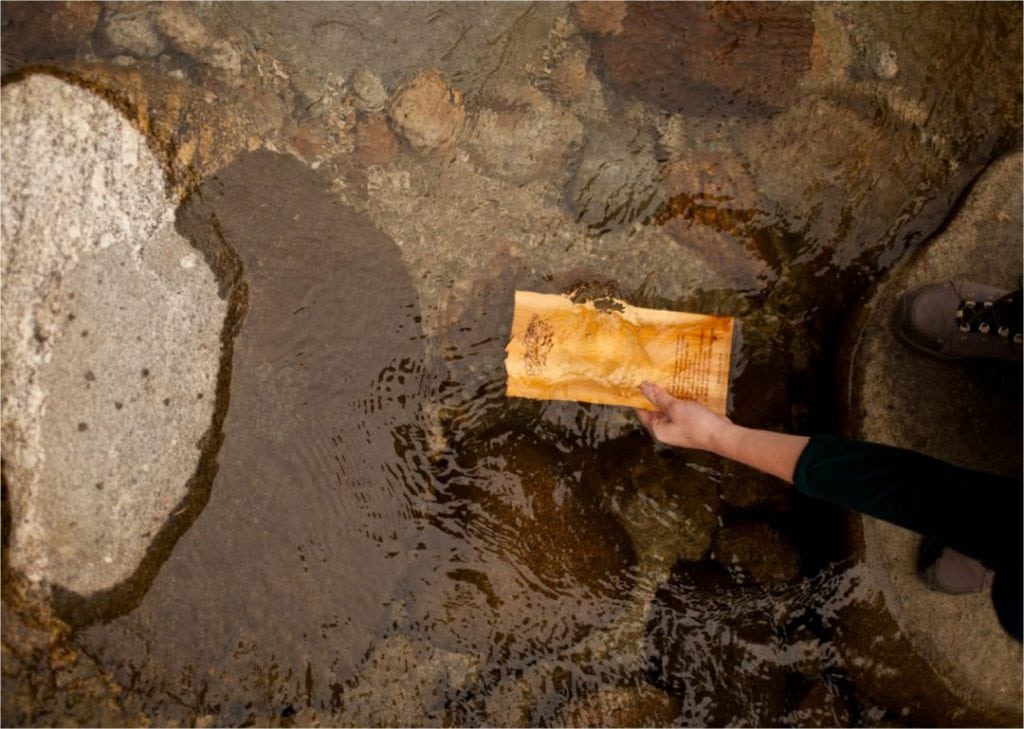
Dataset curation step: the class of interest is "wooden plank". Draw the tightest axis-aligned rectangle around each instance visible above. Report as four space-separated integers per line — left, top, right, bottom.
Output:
504 291 734 415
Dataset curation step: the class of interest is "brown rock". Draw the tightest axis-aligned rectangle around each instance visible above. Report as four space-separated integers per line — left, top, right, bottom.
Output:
645 561 789 725
0 1 100 67
587 3 813 115
464 87 583 185
342 635 480 727
153 3 211 57
571 1 627 36
728 310 799 430
567 121 663 231
406 435 635 663
357 113 400 165
591 433 718 567
283 122 326 163
718 463 789 511
791 682 852 728
390 68 465 150
555 684 680 727
659 218 772 291
548 50 592 102
97 4 163 59
713 519 801 584
661 153 761 209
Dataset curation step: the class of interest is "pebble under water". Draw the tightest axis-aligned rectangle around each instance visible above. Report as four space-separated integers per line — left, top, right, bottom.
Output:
2 2 1022 726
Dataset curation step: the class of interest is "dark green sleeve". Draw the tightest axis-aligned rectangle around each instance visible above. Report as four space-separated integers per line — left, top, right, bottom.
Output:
793 433 1022 642
793 434 1019 566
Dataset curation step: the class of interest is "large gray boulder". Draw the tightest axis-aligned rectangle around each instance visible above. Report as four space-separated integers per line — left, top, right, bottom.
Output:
1 74 227 601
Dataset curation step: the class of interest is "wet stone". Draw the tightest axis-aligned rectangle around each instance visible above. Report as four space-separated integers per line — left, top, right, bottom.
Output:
75 150 426 723
712 519 801 584
406 434 636 666
586 3 814 116
351 67 388 112
829 593 1001 725
547 48 592 102
390 68 465 150
570 2 627 37
356 112 400 166
790 681 853 728
553 683 681 728
717 462 790 511
591 433 719 569
97 4 163 59
342 634 481 727
0 1 100 70
567 121 663 232
737 95 952 268
153 3 212 57
1 73 226 602
464 86 584 186
645 561 790 726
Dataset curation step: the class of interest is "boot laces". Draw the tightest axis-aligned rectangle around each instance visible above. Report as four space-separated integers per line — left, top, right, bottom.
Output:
953 284 1021 342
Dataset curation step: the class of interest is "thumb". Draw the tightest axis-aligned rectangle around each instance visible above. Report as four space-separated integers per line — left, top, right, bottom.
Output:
639 381 678 416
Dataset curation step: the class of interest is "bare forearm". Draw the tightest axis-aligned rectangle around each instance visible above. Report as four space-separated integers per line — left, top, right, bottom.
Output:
636 382 810 484
708 422 810 485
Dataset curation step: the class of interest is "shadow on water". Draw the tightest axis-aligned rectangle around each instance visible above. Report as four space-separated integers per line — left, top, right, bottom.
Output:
2 1 1022 726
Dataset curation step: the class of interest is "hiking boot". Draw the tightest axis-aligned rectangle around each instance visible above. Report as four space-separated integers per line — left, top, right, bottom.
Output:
893 281 1023 362
917 538 994 594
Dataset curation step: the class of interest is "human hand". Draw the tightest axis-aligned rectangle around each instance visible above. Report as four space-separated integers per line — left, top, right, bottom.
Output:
634 381 732 452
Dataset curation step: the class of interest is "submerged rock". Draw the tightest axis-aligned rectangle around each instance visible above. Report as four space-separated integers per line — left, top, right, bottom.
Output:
712 520 801 584
153 3 211 57
0 1 100 69
342 634 481 727
97 4 163 59
591 433 719 569
390 68 465 150
644 561 789 725
554 684 680 727
74 150 427 722
830 593 1006 725
357 112 400 165
407 434 636 664
567 121 663 232
464 86 584 186
586 3 814 116
1 73 227 603
571 2 627 37
351 68 388 112
790 681 853 728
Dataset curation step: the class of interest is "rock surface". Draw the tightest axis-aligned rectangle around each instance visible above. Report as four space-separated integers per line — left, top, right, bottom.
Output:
342 635 480 727
570 2 627 37
713 520 801 584
586 3 813 115
839 150 1023 725
464 86 583 186
644 561 789 726
568 121 662 232
591 434 719 570
97 3 163 58
553 683 680 727
74 150 427 721
406 434 636 664
390 68 465 150
0 1 100 70
351 68 388 112
1 74 227 599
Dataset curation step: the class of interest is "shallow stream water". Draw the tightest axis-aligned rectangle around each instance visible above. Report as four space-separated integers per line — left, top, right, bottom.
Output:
2 2 1021 726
